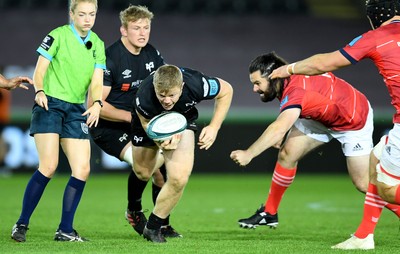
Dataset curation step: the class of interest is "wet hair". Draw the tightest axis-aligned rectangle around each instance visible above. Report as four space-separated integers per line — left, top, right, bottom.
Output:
70 0 98 13
366 0 400 29
249 52 288 99
120 5 154 28
153 65 183 93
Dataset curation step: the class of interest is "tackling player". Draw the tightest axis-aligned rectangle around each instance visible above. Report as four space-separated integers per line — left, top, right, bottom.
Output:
269 0 400 250
231 52 400 249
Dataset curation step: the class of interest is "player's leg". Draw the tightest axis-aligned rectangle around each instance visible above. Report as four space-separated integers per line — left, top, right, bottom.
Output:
11 133 59 242
144 130 195 243
376 125 400 204
55 138 91 242
239 120 325 229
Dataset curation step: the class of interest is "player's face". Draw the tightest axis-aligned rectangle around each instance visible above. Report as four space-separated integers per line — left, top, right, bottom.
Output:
249 71 276 102
121 18 151 51
155 84 183 110
70 2 97 36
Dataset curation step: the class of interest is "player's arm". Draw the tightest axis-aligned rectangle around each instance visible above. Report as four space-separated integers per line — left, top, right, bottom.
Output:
84 68 103 127
97 86 132 123
136 110 151 130
269 50 352 79
0 74 33 90
33 55 51 110
230 108 300 166
198 78 233 150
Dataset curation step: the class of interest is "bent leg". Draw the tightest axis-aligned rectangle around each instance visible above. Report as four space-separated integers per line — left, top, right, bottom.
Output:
265 127 323 214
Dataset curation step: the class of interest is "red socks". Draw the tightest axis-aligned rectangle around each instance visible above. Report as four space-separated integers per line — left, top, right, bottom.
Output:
264 162 297 215
354 184 384 238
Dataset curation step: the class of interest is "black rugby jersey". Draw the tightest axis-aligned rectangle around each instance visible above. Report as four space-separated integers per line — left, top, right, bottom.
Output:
134 67 221 122
104 39 165 112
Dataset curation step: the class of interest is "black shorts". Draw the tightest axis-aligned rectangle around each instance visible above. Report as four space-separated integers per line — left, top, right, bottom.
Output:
30 96 89 139
131 112 197 147
90 119 131 158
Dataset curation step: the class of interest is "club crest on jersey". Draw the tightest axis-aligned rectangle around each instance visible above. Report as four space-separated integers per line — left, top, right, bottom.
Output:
145 62 155 72
40 35 54 51
81 123 89 134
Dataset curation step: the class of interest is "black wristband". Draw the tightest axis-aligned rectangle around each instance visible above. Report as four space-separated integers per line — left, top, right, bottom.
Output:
93 100 103 108
35 90 44 95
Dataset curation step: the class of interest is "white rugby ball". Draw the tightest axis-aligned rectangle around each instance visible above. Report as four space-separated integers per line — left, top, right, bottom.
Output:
146 111 187 142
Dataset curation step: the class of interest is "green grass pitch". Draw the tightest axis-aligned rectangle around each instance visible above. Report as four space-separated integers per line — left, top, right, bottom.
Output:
0 172 399 253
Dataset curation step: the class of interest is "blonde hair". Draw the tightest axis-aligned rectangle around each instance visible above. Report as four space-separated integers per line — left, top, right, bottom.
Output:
153 65 183 93
120 5 154 28
69 0 98 13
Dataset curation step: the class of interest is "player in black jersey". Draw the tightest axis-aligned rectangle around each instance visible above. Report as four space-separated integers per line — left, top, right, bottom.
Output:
132 65 233 243
88 5 180 238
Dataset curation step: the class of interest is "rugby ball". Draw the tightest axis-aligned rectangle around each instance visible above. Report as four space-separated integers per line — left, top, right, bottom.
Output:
146 111 187 142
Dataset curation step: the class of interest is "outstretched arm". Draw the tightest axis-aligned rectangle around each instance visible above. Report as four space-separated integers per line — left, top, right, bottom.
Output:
0 74 33 90
230 108 301 167
269 50 352 79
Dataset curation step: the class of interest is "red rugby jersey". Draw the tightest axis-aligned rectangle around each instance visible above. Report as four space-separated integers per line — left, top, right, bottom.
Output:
340 21 400 123
280 73 369 131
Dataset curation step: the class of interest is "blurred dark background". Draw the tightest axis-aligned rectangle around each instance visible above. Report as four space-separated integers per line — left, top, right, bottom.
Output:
0 0 393 174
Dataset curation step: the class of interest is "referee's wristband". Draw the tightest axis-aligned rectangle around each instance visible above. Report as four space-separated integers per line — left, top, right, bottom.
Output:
35 89 44 95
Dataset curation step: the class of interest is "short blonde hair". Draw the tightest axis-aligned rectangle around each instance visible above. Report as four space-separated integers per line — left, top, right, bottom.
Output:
120 5 154 28
70 0 98 13
153 65 183 93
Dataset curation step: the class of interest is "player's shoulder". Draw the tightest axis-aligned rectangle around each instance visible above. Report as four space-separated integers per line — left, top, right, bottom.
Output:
106 40 123 54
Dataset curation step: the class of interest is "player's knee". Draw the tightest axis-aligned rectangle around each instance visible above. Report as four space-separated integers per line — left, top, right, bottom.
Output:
132 166 152 181
167 174 189 192
354 181 367 193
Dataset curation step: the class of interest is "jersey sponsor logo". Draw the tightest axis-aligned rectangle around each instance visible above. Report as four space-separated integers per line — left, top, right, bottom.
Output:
40 35 54 51
81 123 89 134
121 83 130 91
119 133 128 142
145 62 155 72
131 80 141 88
349 35 362 46
122 69 132 79
280 95 289 109
104 69 111 76
208 79 218 96
202 78 209 97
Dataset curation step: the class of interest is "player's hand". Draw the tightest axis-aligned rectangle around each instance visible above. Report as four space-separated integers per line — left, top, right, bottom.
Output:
83 103 101 128
160 133 182 150
230 150 252 167
5 76 33 90
198 126 217 150
35 91 48 111
268 65 291 79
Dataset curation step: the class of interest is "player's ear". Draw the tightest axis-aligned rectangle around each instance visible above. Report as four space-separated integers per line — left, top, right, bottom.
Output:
120 26 127 37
